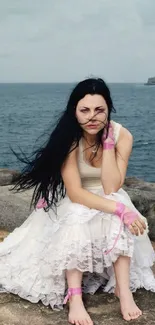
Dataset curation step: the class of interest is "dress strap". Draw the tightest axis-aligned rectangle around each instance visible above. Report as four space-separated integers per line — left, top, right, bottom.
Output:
111 120 122 144
78 139 84 161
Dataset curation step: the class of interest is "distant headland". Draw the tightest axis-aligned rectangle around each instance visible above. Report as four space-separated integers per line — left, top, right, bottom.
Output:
144 77 155 85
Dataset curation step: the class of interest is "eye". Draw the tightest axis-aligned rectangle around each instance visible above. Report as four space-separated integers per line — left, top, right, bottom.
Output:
96 108 105 113
80 108 89 113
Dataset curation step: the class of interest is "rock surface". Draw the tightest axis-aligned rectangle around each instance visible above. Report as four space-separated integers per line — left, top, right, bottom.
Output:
145 76 155 85
123 177 155 240
0 287 155 325
0 184 34 232
0 230 155 325
0 170 155 325
0 170 155 239
0 168 20 186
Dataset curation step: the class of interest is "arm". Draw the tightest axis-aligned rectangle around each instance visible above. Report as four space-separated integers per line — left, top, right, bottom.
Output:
115 127 133 187
61 144 146 237
101 125 133 194
61 146 118 214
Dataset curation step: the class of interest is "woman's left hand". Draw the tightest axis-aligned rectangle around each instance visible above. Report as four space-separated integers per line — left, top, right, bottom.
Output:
102 121 115 149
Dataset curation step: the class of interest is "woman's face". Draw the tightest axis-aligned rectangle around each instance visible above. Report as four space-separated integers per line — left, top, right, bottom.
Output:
76 94 108 135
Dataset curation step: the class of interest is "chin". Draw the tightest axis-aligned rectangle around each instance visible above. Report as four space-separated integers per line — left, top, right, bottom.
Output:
85 129 99 135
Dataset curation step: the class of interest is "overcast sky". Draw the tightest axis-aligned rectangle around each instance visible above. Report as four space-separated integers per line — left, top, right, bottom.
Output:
0 0 155 82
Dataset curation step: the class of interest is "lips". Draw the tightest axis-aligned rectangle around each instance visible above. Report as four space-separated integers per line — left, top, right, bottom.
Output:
87 124 98 128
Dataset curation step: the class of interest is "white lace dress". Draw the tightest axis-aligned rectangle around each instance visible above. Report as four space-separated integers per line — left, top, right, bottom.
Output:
0 121 155 310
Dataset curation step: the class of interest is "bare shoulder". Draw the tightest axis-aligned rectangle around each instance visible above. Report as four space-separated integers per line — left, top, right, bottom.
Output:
111 120 133 146
61 142 82 193
115 125 133 163
117 125 133 145
63 142 79 165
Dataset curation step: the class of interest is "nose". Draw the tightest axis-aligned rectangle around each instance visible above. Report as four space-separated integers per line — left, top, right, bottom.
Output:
88 110 96 121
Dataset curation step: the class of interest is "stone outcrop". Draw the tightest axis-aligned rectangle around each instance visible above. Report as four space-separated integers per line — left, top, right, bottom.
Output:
144 77 155 85
0 168 20 186
123 177 155 240
0 288 155 325
0 169 155 239
0 169 155 324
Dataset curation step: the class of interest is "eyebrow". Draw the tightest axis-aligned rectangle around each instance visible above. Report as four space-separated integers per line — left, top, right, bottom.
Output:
80 106 105 109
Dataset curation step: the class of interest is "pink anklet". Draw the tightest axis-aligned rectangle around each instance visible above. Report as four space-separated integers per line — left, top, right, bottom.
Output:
63 287 82 304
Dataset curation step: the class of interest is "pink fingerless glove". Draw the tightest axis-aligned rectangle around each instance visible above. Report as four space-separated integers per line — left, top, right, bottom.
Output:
115 202 139 227
102 122 115 150
114 202 125 217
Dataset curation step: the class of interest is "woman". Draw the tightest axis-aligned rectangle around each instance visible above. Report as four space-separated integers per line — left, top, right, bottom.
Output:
0 78 155 324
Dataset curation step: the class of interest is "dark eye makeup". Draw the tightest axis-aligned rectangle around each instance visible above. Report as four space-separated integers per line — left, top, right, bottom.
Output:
80 106 105 113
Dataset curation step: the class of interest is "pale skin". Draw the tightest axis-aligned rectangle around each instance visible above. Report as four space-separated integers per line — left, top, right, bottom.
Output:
61 94 146 324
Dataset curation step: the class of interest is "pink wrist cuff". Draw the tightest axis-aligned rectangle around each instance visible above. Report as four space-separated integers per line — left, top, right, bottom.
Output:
114 202 126 217
103 142 115 150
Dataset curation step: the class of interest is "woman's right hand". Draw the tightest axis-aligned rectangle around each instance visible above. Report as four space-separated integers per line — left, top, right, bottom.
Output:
122 205 147 236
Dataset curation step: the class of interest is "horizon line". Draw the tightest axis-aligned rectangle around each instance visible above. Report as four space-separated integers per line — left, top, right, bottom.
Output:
0 81 147 84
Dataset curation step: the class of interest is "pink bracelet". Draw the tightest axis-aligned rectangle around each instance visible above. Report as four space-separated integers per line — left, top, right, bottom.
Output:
102 124 115 150
103 142 115 150
114 202 126 217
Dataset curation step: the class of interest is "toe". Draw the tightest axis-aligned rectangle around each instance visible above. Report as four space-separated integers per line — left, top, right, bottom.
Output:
81 321 86 325
123 312 131 321
75 321 80 325
131 312 138 319
131 310 142 320
86 319 93 325
85 319 91 325
137 310 142 317
83 320 88 325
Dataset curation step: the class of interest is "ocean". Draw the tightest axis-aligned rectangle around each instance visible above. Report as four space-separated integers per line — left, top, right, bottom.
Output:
0 83 155 182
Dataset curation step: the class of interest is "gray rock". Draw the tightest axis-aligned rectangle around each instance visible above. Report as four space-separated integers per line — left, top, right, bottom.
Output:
0 171 155 239
0 172 155 324
0 168 20 186
123 177 155 240
0 184 34 232
124 176 155 192
0 288 155 325
145 76 155 85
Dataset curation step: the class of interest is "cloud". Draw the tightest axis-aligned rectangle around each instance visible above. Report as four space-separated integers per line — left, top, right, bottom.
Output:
136 0 155 26
0 0 154 82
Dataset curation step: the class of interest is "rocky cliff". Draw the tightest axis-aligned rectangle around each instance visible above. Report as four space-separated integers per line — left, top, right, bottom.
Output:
0 169 155 325
145 77 155 85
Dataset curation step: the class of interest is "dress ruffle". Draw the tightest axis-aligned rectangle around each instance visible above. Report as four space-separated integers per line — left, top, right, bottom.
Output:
0 187 155 310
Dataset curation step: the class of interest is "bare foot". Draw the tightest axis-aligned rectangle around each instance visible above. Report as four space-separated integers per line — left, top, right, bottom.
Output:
115 288 142 321
68 295 93 325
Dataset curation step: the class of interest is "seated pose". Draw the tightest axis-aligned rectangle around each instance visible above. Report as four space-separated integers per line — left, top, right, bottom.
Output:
0 78 155 324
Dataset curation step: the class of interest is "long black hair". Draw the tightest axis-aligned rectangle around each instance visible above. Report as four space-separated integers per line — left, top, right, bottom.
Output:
9 78 116 212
